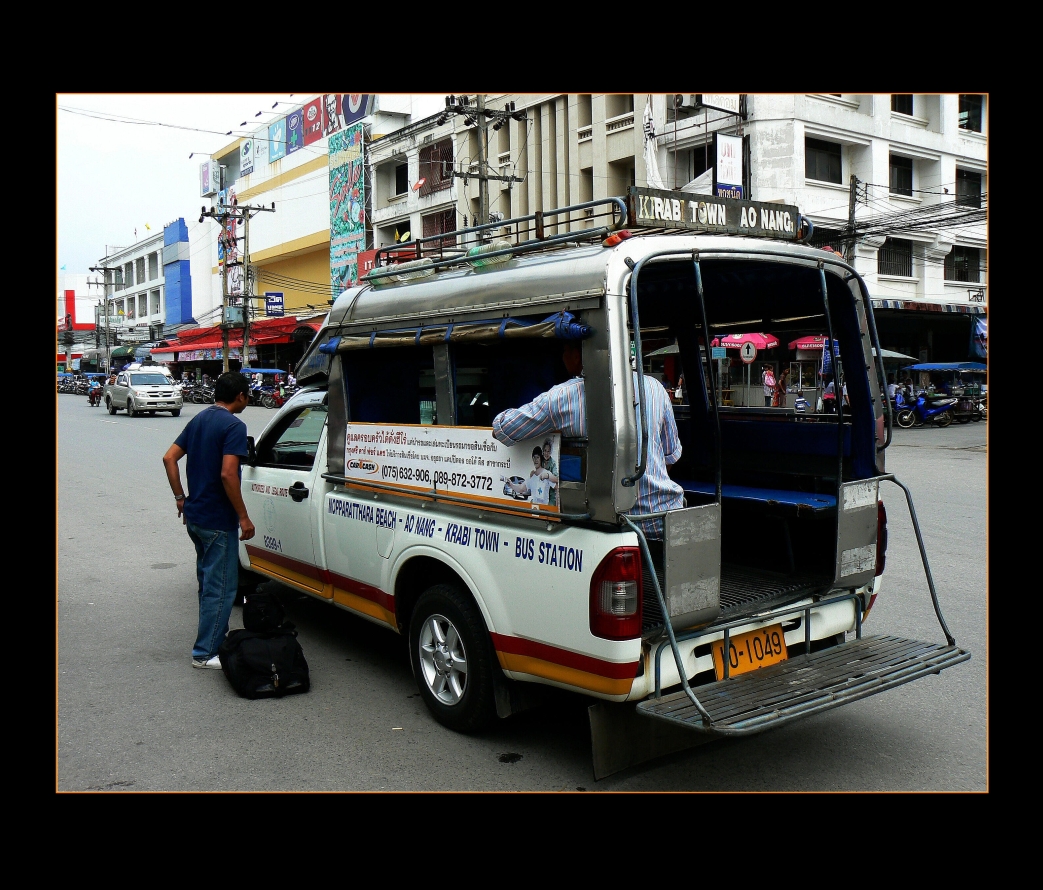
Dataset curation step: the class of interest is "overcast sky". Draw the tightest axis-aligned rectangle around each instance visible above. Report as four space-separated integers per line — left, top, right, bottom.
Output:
57 93 293 281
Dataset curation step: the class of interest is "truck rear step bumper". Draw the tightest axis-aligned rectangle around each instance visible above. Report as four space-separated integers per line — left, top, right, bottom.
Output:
636 634 970 736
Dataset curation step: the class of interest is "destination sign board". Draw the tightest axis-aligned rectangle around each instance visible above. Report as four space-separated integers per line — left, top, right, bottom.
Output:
627 187 806 241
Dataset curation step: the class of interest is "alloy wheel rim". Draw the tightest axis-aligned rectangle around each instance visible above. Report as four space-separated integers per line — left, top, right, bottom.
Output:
418 612 468 705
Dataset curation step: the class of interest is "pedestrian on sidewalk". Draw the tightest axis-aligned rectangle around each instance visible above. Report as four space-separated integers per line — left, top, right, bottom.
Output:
162 372 256 670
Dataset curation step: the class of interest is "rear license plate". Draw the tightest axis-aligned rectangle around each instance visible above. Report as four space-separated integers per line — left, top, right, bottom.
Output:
711 624 787 681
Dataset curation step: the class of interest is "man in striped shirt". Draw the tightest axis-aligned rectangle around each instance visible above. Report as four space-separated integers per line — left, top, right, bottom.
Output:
491 340 684 541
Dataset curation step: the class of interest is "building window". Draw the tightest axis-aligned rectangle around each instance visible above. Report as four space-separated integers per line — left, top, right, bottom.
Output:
959 95 983 132
149 252 159 280
889 154 913 196
891 94 913 116
418 139 454 197
809 227 845 255
805 137 842 184
151 289 161 317
944 246 981 283
422 209 457 251
395 163 408 195
136 257 145 284
956 169 982 208
878 238 913 277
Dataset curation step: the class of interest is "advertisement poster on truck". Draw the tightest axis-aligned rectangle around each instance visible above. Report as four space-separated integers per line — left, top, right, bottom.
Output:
343 423 561 514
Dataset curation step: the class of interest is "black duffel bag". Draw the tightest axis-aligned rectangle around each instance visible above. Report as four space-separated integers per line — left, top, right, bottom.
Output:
218 625 310 699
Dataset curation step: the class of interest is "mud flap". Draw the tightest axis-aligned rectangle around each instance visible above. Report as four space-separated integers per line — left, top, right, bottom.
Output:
588 701 714 781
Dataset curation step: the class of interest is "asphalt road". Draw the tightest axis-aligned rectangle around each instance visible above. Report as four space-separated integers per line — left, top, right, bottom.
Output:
56 395 987 792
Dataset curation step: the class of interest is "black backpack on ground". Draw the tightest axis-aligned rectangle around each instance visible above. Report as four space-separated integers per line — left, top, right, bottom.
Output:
219 625 310 699
242 588 286 633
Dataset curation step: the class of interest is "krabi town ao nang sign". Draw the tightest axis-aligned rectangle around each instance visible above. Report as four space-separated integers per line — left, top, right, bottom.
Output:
343 423 562 516
627 187 804 241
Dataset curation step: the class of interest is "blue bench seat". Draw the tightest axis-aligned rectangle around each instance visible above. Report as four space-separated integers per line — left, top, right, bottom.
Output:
677 479 837 513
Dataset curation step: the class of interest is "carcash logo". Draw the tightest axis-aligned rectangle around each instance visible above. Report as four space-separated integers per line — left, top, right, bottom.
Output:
307 106 317 122
348 458 379 475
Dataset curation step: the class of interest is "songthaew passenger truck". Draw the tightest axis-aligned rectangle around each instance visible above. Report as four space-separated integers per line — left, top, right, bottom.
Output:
237 190 970 778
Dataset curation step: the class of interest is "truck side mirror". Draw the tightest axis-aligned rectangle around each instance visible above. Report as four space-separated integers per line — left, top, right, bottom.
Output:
246 436 257 466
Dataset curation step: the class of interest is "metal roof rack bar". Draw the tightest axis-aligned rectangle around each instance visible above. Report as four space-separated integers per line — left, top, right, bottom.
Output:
366 197 628 281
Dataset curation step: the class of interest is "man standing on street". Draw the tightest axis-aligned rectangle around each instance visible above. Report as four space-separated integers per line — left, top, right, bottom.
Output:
162 372 256 669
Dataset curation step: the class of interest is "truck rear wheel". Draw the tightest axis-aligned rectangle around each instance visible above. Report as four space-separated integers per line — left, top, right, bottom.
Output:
409 583 496 733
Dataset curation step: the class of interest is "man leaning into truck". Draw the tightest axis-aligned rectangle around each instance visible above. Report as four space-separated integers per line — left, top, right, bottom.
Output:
490 339 684 547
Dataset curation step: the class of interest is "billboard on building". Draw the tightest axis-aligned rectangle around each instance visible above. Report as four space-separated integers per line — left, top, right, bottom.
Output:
714 132 743 200
269 117 287 162
329 124 365 295
200 160 219 196
241 138 254 176
303 97 325 146
286 109 303 156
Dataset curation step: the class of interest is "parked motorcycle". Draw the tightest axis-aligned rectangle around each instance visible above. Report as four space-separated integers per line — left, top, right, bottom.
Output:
262 385 298 409
895 390 957 428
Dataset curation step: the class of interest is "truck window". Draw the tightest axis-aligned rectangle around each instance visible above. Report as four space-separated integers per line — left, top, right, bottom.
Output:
256 404 328 469
452 339 563 425
343 347 435 424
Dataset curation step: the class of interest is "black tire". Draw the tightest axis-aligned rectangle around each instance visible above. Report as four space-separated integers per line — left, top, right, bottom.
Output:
126 399 136 417
971 410 982 422
409 583 497 734
107 399 116 416
896 409 915 429
935 409 953 428
262 394 275 409
956 414 970 424
171 409 181 417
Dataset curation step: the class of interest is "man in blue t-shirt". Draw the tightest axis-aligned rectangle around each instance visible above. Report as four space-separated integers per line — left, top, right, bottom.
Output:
163 372 256 669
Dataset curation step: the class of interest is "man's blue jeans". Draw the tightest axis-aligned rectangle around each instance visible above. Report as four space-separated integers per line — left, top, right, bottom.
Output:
186 522 240 660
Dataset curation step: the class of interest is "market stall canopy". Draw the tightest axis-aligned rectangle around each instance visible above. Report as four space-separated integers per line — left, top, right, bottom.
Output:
872 347 919 362
711 333 779 350
901 362 987 374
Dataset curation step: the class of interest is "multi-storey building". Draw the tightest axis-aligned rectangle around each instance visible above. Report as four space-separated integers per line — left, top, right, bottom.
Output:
368 93 987 365
63 93 985 373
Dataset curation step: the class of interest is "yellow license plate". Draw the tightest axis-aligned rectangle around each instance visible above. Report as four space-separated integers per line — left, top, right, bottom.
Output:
711 624 788 681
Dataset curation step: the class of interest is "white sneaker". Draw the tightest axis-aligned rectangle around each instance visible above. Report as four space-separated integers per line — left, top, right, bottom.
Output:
192 655 222 669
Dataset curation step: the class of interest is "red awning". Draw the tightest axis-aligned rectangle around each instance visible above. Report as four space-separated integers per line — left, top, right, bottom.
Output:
166 316 302 351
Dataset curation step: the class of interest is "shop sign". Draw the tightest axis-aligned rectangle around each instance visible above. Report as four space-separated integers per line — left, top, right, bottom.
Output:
627 187 803 241
265 292 285 317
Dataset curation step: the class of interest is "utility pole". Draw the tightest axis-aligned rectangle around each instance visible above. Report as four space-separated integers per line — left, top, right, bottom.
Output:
88 265 115 373
846 174 860 263
438 95 526 239
200 195 274 372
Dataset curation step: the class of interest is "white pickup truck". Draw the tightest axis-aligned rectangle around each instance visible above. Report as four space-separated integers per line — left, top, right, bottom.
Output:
104 367 183 417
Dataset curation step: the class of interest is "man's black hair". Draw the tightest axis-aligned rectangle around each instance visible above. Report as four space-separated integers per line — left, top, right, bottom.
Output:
532 446 543 460
214 371 250 403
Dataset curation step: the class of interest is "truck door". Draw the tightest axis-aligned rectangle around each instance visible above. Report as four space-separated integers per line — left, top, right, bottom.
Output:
241 395 331 598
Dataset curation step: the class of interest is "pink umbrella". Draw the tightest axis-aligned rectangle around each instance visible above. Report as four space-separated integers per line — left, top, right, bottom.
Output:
711 332 780 350
788 335 833 350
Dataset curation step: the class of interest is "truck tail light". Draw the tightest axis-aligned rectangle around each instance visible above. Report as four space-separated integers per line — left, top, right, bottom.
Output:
875 499 887 576
590 547 642 640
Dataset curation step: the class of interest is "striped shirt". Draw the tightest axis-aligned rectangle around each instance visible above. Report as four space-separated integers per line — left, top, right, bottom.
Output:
492 373 683 539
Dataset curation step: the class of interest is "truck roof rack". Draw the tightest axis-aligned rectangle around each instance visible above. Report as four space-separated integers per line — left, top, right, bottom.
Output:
364 197 628 284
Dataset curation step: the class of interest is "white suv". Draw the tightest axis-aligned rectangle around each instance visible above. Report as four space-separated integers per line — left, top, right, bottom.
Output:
105 370 183 417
